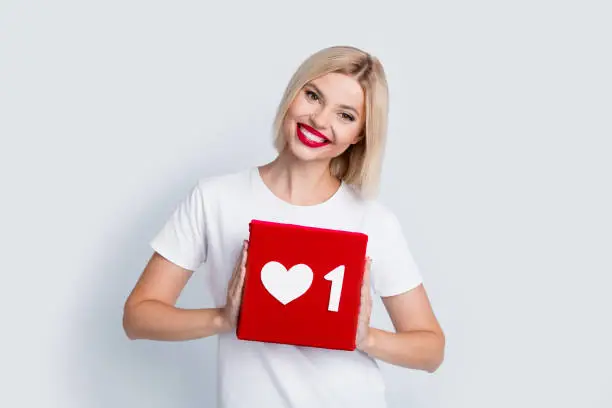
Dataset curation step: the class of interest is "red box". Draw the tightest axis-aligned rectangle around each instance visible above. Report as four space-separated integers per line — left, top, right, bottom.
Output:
236 219 369 351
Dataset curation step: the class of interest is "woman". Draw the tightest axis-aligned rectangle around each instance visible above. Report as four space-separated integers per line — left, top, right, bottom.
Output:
123 45 445 407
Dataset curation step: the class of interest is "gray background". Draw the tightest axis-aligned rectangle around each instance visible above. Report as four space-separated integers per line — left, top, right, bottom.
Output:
1 1 610 407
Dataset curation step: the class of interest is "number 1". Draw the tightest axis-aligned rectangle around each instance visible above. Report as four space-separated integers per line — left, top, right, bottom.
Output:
323 265 345 312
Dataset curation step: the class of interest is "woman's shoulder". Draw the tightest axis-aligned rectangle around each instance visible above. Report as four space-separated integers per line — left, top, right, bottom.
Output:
342 184 397 219
194 167 255 195
341 187 402 234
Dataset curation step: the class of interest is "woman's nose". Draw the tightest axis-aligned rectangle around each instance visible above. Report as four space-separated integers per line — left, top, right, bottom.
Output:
310 108 331 130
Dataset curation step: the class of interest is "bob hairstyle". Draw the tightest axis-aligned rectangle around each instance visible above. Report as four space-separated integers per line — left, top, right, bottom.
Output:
272 45 390 198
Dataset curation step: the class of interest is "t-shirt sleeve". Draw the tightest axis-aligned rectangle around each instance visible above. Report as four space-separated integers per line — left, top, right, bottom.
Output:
369 206 423 297
149 182 208 271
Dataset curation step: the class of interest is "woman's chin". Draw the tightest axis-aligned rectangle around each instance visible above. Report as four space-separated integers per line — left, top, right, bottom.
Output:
284 138 325 161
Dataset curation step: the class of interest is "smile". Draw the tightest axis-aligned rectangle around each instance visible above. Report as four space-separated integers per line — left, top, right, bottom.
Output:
296 123 330 148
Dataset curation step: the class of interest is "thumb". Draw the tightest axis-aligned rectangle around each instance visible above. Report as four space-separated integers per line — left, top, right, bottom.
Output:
363 257 371 283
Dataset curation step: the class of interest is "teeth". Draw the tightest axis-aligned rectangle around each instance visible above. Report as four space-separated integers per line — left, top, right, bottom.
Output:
301 127 327 143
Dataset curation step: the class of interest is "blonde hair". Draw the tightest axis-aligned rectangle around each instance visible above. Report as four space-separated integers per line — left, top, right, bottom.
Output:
272 45 389 198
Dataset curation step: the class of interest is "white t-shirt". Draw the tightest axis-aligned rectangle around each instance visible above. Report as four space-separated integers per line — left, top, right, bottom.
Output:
150 166 423 408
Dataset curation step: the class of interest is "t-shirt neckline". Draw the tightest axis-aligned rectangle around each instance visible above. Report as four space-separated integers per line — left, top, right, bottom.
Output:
250 166 346 210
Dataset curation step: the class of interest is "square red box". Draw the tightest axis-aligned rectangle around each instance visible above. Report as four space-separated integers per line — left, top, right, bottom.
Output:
236 219 369 351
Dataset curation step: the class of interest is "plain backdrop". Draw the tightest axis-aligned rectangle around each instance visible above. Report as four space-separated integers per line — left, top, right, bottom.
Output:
1 1 611 407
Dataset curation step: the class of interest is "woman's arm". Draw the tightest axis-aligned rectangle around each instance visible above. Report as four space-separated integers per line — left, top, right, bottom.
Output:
360 285 445 373
122 251 238 341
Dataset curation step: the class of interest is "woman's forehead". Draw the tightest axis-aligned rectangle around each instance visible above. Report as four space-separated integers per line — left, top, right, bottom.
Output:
307 73 365 106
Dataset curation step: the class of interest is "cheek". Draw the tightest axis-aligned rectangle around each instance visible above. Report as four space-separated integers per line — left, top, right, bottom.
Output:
287 97 315 119
336 123 363 145
282 116 294 138
283 102 301 127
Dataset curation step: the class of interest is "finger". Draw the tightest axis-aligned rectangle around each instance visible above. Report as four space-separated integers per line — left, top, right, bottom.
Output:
229 241 247 289
362 257 371 285
242 239 249 256
360 283 368 303
241 249 248 270
229 260 241 286
360 286 369 309
361 275 370 297
228 266 241 295
231 254 242 283
238 239 248 260
237 241 248 289
228 272 236 293
239 242 247 266
236 265 246 294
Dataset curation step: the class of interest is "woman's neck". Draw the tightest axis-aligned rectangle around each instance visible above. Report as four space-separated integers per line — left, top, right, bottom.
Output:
258 153 341 206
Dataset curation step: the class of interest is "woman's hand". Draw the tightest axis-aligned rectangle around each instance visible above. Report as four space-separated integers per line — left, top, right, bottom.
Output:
356 256 373 351
220 240 249 332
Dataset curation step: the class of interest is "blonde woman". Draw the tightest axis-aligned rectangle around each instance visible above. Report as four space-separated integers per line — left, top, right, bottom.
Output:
123 45 445 408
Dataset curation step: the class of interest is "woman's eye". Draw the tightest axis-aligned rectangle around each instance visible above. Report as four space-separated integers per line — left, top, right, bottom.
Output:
340 112 355 122
305 90 319 101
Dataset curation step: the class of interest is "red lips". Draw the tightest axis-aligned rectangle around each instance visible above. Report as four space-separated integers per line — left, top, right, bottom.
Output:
296 123 330 148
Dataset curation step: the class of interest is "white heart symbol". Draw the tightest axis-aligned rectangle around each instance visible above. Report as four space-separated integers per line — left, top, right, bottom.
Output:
260 261 314 305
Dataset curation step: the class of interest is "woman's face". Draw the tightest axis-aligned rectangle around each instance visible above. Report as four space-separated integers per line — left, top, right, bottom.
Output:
282 72 366 163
